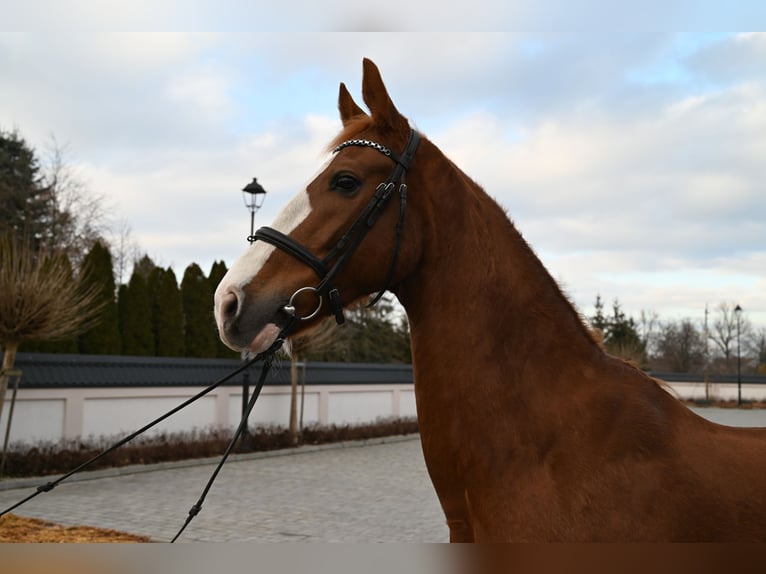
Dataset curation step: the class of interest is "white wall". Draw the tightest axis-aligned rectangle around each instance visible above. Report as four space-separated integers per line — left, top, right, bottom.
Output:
666 381 766 402
4 379 765 446
0 384 417 444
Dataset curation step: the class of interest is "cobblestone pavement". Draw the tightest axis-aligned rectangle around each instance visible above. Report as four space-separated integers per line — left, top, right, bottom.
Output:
0 436 448 543
1 408 764 543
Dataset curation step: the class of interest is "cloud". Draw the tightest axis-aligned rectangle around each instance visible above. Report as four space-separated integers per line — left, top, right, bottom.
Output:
0 33 229 153
1 31 764 328
433 79 765 256
78 111 339 273
686 32 766 87
424 57 765 323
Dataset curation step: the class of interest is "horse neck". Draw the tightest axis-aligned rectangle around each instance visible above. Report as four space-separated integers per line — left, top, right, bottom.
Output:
395 141 602 397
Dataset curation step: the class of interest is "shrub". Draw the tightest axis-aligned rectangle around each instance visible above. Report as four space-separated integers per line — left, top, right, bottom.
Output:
1 418 419 478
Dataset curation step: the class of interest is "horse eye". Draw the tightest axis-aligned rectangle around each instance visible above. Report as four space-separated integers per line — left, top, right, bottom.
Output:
331 174 361 196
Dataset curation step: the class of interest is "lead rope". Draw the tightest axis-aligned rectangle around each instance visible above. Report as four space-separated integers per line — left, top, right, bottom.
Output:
170 331 287 542
0 319 295 536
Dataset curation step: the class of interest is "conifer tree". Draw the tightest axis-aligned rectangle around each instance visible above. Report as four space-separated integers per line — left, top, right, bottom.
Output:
149 266 185 357
117 283 129 351
132 254 157 280
181 263 216 358
120 268 154 355
1 129 107 264
78 241 121 354
0 129 52 247
25 332 79 354
303 299 412 363
208 260 237 358
589 296 647 366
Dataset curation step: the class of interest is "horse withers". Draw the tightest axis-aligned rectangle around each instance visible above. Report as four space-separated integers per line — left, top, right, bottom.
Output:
214 59 766 542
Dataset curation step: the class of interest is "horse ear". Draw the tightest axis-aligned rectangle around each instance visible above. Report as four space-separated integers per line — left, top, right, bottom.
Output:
361 58 407 131
338 82 367 126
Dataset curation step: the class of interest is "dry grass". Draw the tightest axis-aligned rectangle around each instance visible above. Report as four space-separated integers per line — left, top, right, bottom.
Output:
0 513 149 543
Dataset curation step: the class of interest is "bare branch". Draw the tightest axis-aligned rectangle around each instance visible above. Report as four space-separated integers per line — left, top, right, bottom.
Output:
0 234 104 347
710 302 752 364
40 136 111 264
109 218 139 286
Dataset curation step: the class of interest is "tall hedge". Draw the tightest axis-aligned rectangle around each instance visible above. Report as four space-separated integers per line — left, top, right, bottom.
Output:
78 241 121 354
149 266 185 357
208 260 237 358
120 269 154 356
181 263 216 358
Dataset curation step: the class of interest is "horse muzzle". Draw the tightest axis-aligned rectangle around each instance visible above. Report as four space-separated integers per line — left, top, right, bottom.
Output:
214 287 290 353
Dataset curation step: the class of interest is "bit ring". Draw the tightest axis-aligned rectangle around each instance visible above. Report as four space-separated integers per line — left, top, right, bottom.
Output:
283 286 323 321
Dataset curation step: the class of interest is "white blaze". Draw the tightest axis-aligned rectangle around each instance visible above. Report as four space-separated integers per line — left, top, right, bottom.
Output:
213 188 312 326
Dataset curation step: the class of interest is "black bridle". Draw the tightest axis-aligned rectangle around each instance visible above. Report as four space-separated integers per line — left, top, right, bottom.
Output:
252 129 421 325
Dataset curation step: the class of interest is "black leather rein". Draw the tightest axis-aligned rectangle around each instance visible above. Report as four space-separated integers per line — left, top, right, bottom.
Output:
252 129 421 324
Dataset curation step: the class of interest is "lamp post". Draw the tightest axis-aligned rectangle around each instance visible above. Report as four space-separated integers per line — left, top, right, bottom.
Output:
242 178 267 244
735 304 742 406
240 178 267 447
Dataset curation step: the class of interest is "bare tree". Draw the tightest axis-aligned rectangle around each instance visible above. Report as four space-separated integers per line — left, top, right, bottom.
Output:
638 309 660 357
654 319 706 373
710 302 752 368
41 137 111 265
110 217 139 286
0 235 103 431
748 328 766 374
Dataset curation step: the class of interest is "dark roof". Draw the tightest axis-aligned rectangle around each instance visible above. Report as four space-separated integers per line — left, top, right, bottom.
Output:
13 353 414 388
14 354 761 389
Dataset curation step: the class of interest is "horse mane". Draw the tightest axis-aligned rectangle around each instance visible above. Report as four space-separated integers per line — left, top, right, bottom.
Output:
446 148 668 396
447 152 605 354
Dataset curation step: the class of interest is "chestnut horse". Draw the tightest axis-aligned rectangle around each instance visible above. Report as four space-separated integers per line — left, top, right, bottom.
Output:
214 59 766 542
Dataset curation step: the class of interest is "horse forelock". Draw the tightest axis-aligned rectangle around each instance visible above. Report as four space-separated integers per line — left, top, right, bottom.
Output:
326 116 375 152
326 115 411 154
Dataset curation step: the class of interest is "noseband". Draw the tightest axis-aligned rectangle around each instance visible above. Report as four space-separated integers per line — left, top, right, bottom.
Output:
251 129 421 325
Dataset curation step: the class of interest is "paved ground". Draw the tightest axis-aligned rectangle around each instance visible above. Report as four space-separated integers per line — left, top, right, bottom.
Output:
0 436 448 543
1 407 765 543
687 405 766 428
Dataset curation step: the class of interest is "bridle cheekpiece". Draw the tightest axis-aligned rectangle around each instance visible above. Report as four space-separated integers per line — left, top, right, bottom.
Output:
251 129 421 325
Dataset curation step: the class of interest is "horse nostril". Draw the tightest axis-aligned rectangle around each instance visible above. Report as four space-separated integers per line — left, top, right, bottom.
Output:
220 291 240 324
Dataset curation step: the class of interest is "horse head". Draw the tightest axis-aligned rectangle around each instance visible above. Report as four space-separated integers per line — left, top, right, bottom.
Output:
214 59 425 353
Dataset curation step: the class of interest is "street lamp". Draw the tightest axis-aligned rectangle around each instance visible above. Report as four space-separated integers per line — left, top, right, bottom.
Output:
240 178 267 448
242 178 267 244
735 304 742 406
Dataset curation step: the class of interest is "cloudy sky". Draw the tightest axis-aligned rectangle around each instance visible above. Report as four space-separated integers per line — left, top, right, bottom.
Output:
1 31 765 329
